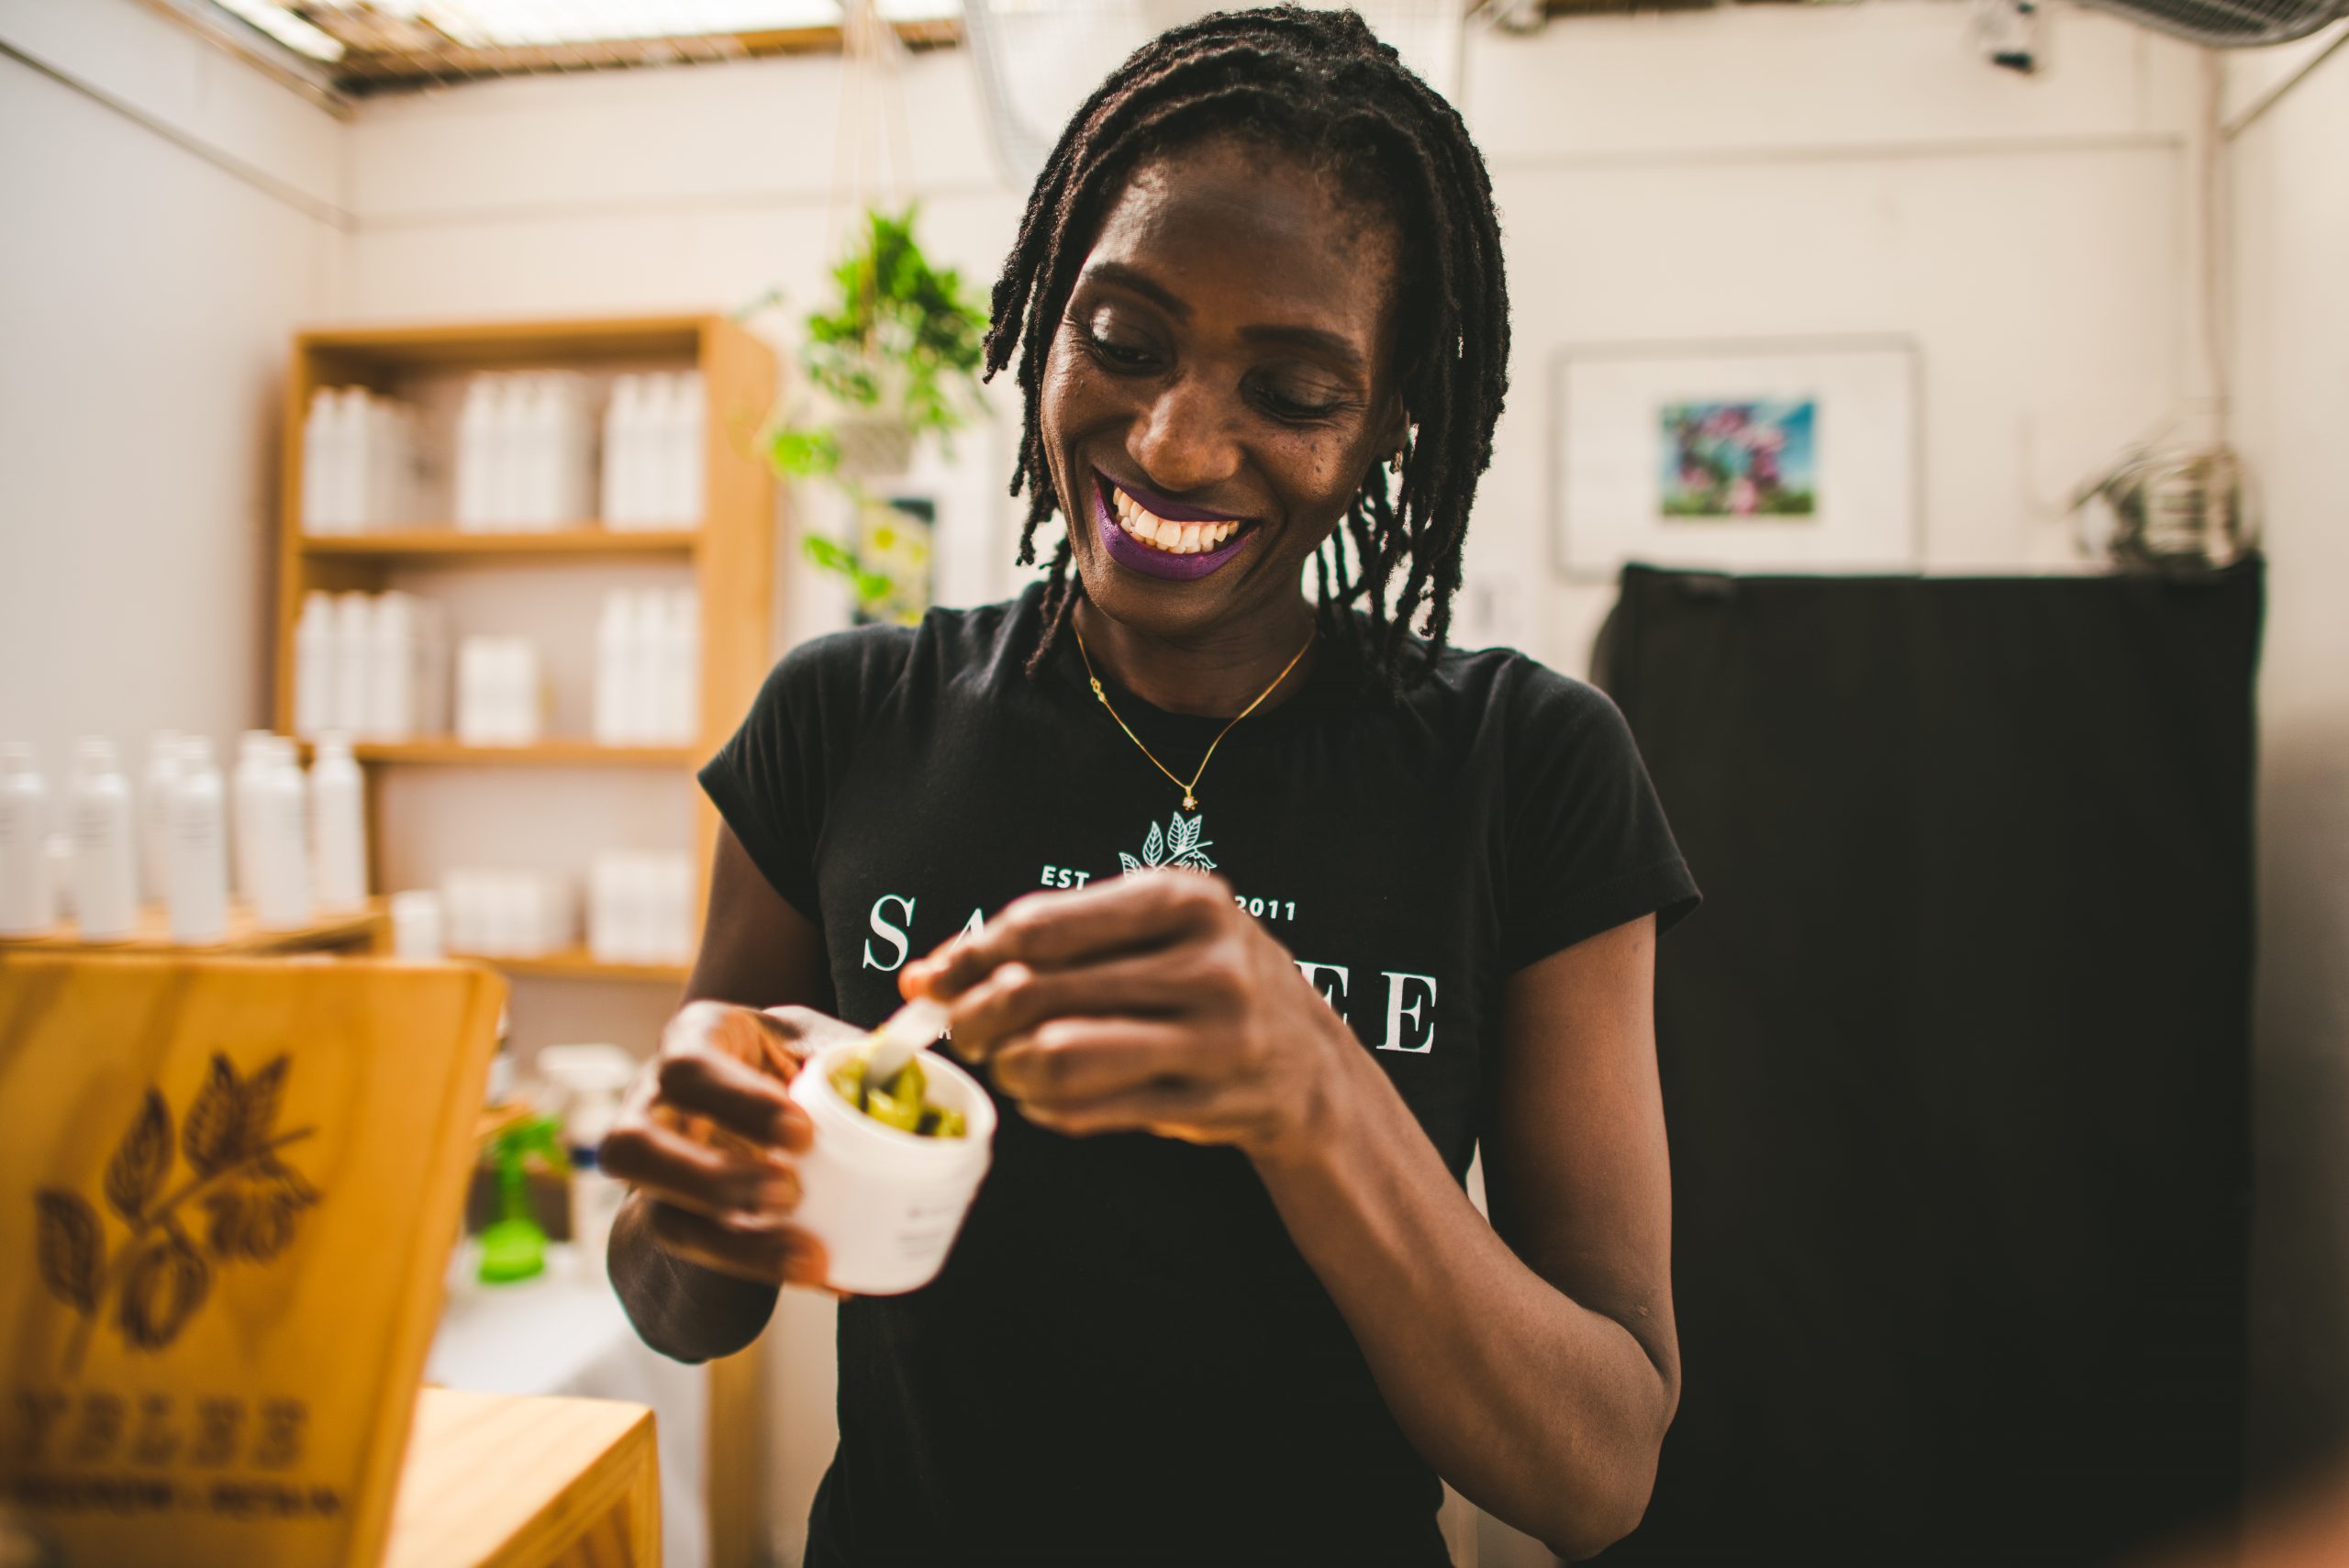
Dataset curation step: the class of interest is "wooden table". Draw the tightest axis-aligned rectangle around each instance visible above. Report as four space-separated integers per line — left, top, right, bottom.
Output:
383 1388 659 1568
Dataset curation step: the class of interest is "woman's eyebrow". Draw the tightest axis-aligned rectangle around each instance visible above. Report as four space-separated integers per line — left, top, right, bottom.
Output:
1083 261 1364 371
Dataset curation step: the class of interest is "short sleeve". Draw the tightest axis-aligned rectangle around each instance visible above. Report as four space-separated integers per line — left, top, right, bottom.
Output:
698 626 911 923
1501 662 1700 971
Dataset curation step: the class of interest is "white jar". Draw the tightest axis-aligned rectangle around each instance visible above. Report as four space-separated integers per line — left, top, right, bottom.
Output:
786 1038 996 1296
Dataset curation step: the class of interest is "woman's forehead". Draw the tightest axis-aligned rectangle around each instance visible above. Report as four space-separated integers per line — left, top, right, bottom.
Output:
1083 138 1402 339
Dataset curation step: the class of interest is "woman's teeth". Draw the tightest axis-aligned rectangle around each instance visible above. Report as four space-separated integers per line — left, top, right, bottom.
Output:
1110 486 1241 554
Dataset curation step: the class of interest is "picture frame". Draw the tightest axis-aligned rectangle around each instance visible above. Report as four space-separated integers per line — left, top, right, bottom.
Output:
1551 337 1922 582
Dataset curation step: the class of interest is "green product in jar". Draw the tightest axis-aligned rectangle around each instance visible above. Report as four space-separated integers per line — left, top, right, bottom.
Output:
829 1048 968 1139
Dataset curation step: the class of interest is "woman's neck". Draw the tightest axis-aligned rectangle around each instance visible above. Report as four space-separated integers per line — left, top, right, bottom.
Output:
1071 595 1319 719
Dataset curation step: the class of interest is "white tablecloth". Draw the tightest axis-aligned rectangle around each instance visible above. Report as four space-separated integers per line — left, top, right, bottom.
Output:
427 1241 707 1568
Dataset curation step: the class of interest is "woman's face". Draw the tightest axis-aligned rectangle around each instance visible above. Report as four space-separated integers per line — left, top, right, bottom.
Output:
1040 136 1407 642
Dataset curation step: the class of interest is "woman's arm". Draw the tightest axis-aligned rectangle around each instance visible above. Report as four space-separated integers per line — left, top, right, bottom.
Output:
603 825 850 1362
1252 917 1677 1561
908 875 1675 1560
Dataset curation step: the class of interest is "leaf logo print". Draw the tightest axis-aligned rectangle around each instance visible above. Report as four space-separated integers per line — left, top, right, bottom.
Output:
1118 811 1218 877
105 1090 172 1222
36 1190 102 1314
32 1054 322 1372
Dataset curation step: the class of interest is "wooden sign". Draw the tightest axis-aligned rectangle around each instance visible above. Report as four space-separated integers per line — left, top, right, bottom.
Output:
0 953 505 1568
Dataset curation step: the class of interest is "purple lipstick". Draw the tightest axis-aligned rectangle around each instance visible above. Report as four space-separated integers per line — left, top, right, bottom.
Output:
1093 471 1258 582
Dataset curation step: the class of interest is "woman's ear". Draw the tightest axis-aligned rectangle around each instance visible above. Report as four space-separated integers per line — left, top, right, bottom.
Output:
1378 398 1409 470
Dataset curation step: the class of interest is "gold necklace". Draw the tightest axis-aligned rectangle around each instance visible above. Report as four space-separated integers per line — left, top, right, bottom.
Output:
1072 617 1316 811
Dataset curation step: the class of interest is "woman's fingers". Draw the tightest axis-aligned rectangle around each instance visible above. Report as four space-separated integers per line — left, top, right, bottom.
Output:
599 1118 800 1221
991 1018 1205 1106
946 954 1214 1063
908 872 1229 999
646 1203 829 1289
651 1044 812 1153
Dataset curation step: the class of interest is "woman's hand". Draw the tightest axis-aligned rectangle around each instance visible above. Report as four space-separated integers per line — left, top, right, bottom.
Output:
599 1000 862 1288
903 871 1358 1164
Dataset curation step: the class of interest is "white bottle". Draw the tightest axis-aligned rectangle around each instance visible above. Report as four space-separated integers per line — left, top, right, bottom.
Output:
295 592 335 740
333 593 373 740
599 376 633 526
69 739 139 942
635 374 675 526
309 732 368 914
367 591 417 742
167 737 229 944
301 388 338 533
0 745 53 936
593 594 634 744
504 639 543 745
455 639 491 746
662 590 700 743
538 1044 639 1265
231 730 274 905
491 376 530 526
456 377 496 529
140 730 184 906
333 390 372 532
390 888 444 960
671 372 706 528
250 740 311 932
618 592 657 743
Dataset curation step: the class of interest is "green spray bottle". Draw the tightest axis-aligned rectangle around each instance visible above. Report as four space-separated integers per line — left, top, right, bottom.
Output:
478 1114 568 1284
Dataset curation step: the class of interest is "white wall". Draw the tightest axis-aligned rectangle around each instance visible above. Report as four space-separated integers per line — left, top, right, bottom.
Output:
0 0 344 797
2224 19 2349 1494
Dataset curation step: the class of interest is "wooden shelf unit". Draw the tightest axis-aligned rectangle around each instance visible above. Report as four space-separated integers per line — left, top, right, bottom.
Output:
0 897 391 958
273 312 776 947
273 314 778 1568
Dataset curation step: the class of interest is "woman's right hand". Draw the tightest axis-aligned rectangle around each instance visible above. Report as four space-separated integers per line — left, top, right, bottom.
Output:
599 1000 861 1289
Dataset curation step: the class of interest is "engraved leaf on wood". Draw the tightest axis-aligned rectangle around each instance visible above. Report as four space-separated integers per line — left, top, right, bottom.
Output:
1142 822 1164 867
105 1090 173 1222
182 1053 245 1175
237 1054 291 1150
35 1190 102 1316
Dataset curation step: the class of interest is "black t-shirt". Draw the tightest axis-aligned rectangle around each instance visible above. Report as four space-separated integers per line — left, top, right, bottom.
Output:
700 584 1698 1567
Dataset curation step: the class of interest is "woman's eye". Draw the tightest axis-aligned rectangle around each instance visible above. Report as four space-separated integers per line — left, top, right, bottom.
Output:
1083 328 1157 372
1253 382 1345 423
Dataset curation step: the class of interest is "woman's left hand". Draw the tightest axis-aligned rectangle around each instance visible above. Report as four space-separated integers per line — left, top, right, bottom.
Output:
901 871 1357 1162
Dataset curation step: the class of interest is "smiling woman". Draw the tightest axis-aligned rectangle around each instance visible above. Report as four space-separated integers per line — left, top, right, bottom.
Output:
601 7 1701 1566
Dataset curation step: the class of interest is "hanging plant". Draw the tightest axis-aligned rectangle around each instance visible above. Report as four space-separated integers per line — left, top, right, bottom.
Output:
769 206 988 483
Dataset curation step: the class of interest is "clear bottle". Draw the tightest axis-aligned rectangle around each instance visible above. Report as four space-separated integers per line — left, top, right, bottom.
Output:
0 744 53 936
140 729 184 906
309 731 368 914
168 737 229 944
69 738 139 941
250 739 311 932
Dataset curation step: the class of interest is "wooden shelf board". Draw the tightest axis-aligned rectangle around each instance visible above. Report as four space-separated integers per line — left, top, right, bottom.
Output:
301 528 699 558
345 740 700 767
454 947 689 984
301 313 709 365
0 898 388 957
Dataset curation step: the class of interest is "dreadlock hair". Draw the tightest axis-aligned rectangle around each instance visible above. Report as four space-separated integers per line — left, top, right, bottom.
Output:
982 5 1509 690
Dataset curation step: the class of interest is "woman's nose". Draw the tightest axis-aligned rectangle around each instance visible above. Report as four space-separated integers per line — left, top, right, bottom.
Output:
1130 376 1241 496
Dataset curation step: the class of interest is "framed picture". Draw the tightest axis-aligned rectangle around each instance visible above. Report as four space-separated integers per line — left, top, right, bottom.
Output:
1552 338 1921 582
